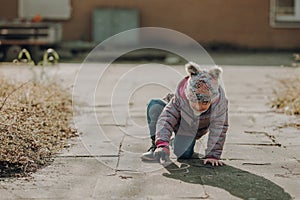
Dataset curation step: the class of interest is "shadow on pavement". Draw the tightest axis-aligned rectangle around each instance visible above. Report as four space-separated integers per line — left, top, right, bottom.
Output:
163 159 292 200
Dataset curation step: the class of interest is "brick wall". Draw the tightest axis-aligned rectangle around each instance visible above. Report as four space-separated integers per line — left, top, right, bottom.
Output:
1 0 300 49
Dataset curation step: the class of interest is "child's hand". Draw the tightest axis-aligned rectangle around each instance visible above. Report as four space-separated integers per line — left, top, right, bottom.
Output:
203 158 224 166
154 146 170 165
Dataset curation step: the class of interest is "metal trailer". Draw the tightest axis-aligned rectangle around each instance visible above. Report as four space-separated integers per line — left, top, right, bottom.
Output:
0 21 62 63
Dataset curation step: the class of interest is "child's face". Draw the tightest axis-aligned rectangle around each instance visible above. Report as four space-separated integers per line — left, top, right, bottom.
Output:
189 100 211 115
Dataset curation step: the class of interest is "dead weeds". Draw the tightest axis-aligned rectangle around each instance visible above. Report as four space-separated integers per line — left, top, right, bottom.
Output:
0 77 78 177
271 72 300 132
271 76 300 115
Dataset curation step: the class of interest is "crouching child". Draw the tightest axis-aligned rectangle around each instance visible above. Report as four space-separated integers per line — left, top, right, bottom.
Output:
141 62 229 166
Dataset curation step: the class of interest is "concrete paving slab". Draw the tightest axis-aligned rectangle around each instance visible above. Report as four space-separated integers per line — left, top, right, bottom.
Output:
0 158 114 200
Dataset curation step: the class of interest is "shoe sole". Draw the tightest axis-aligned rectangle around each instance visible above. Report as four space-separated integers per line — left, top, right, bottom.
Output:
141 156 157 162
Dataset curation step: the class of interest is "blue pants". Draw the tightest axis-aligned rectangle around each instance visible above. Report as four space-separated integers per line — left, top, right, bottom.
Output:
147 99 196 159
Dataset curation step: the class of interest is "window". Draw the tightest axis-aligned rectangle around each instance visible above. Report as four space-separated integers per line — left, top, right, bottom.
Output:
270 0 300 27
18 0 72 20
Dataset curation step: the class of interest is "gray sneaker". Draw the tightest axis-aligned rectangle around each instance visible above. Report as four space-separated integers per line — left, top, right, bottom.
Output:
141 145 157 161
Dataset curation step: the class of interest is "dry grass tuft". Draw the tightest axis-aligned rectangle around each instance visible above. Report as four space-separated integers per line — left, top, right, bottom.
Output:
0 77 78 177
271 76 300 115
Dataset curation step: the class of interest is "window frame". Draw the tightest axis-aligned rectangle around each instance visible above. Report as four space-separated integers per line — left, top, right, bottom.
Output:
270 0 300 28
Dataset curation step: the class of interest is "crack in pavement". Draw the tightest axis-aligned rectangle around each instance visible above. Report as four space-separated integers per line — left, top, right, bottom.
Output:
176 195 210 199
281 165 300 176
229 143 282 147
56 155 119 158
242 162 271 166
100 124 127 127
244 130 284 147
294 157 300 163
275 166 300 178
277 123 300 130
197 176 210 200
230 111 275 114
107 135 126 176
222 158 246 161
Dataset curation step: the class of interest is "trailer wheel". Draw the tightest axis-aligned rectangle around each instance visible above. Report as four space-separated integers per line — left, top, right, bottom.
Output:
5 45 22 62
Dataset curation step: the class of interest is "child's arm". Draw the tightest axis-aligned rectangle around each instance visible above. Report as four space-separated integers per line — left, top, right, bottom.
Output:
205 98 229 160
155 96 181 145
